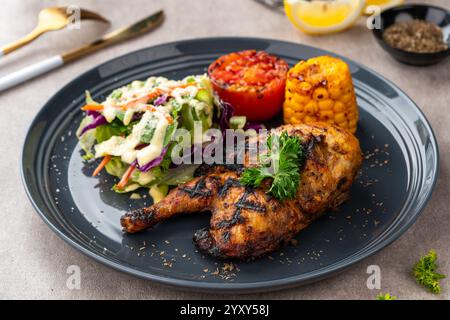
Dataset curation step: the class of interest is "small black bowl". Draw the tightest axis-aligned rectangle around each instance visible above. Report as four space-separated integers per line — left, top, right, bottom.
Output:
372 4 450 66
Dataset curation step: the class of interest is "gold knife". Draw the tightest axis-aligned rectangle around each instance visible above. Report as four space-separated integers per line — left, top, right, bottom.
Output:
0 10 164 93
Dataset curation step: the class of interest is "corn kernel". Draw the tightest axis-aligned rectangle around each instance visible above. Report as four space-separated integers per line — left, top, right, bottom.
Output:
334 113 346 124
333 101 345 112
305 100 318 114
318 99 334 110
340 93 353 104
294 111 305 118
299 82 312 94
329 87 341 100
286 81 297 92
284 107 294 118
348 110 357 119
293 93 309 105
304 115 316 123
290 116 301 124
319 110 334 119
313 87 329 100
340 120 349 128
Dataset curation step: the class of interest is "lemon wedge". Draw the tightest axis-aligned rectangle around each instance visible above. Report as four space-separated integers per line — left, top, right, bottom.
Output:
363 0 404 15
284 0 366 35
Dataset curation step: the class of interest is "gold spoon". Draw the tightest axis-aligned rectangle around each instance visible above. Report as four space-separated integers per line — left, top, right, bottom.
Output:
0 6 109 57
0 10 164 92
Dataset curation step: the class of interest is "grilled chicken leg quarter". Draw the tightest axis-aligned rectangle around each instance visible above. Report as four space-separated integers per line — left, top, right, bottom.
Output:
121 123 362 260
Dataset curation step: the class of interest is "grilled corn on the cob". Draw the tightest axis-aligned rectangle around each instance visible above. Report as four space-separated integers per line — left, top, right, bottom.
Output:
283 56 358 133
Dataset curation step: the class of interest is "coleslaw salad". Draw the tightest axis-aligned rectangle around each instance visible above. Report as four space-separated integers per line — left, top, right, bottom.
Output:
76 74 219 201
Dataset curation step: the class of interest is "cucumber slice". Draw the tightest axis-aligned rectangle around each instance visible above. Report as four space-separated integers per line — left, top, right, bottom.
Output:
230 116 247 129
195 89 212 105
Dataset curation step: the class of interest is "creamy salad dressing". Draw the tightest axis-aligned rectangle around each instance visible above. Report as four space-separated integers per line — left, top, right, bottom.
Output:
136 111 169 166
102 100 118 123
123 109 134 126
93 76 213 166
78 74 215 201
171 85 198 102
101 75 211 124
94 108 170 165
149 185 166 203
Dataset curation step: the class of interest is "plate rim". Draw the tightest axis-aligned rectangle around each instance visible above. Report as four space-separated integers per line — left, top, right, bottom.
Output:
21 36 440 293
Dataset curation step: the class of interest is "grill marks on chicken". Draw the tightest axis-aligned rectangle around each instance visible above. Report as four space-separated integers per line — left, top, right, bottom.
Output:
121 123 362 260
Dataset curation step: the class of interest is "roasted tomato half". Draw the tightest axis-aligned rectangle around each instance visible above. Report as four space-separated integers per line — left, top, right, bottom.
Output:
208 50 289 122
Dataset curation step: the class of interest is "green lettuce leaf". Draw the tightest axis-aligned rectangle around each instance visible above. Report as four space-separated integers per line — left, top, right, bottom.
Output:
104 157 127 178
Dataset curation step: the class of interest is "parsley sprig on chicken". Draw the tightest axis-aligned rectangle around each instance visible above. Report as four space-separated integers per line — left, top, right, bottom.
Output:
240 131 304 200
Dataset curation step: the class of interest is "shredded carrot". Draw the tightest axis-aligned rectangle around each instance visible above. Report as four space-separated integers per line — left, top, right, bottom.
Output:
121 96 148 110
116 164 136 189
165 114 174 124
170 82 197 91
83 83 197 113
120 89 165 110
148 88 164 100
92 155 112 177
81 104 104 111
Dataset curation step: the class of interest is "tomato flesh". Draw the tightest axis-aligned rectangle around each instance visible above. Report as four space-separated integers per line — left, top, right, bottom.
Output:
208 50 289 122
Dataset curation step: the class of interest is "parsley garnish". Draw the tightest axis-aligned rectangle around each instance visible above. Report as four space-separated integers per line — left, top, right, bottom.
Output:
376 293 397 300
240 131 304 200
412 250 446 294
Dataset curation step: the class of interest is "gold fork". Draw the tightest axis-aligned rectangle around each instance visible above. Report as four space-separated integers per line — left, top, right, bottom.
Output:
0 6 109 57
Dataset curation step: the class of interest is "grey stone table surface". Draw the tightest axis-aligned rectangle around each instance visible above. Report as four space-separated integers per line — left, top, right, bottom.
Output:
0 0 449 300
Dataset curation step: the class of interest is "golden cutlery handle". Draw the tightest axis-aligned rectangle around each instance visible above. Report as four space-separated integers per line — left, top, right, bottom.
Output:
62 29 138 62
62 36 115 63
1 27 43 56
62 10 164 63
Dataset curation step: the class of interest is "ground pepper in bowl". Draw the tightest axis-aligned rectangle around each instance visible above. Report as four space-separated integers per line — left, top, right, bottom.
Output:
383 20 448 53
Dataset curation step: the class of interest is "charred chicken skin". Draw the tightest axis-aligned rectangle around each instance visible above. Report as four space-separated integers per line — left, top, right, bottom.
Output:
121 123 362 260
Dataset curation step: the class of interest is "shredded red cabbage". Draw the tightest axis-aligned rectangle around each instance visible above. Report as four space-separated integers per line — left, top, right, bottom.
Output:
154 94 168 106
218 100 234 132
80 113 107 135
131 112 143 121
86 110 101 117
81 109 145 137
136 146 169 172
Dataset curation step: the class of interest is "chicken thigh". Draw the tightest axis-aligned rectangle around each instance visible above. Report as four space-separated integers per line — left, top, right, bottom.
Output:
121 123 362 260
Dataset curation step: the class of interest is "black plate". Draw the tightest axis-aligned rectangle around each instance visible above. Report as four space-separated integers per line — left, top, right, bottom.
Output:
21 37 439 293
372 4 450 66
